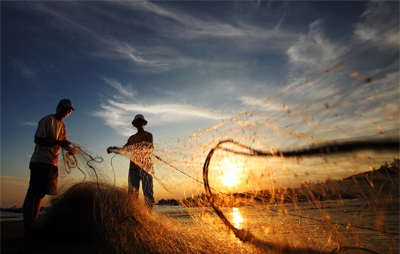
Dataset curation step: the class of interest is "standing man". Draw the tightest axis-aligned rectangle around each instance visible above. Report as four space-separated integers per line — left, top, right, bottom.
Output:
23 99 76 237
107 114 155 209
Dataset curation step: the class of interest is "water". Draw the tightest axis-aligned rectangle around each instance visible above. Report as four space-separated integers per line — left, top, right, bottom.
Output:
1 210 47 222
0 211 23 221
155 198 399 254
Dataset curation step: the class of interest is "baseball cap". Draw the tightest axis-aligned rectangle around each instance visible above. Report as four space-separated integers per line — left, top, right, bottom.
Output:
57 99 75 111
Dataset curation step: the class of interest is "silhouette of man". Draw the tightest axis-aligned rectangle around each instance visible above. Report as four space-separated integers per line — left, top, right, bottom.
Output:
23 99 76 237
107 114 155 209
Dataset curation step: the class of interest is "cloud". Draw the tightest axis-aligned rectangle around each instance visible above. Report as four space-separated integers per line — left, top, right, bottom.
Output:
102 78 137 99
8 58 37 80
119 0 298 53
20 121 37 126
240 96 266 106
27 1 297 74
123 1 294 41
284 2 399 105
91 1 297 75
109 100 223 120
111 42 151 65
95 39 172 70
286 19 348 71
93 99 226 136
26 3 162 68
92 104 131 135
239 96 285 111
354 1 399 45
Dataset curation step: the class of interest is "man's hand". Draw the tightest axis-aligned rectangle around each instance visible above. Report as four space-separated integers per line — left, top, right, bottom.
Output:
68 147 78 156
59 140 71 147
107 146 115 154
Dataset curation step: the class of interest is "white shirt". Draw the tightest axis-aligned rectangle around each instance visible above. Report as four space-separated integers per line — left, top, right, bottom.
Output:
30 114 66 166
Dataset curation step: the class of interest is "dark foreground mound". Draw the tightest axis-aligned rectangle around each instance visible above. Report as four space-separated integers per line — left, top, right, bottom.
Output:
35 182 259 254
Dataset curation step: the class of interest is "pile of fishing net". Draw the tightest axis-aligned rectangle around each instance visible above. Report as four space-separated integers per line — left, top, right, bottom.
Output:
36 181 261 254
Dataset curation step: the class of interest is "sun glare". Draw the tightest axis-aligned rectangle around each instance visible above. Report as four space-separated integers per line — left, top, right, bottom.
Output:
232 207 244 229
223 172 237 186
219 157 244 187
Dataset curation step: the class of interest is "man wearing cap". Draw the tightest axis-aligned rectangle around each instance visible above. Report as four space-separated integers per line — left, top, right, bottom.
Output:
23 99 76 237
107 114 155 209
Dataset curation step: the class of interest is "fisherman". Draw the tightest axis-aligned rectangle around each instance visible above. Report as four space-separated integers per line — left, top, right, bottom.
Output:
23 99 77 238
107 114 155 209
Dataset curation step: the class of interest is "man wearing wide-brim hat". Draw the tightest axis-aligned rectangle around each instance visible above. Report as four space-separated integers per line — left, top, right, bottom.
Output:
107 114 155 209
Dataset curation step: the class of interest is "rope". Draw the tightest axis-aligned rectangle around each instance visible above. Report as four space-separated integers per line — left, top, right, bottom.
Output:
153 155 204 185
76 148 103 191
152 154 227 196
214 139 399 158
110 154 118 186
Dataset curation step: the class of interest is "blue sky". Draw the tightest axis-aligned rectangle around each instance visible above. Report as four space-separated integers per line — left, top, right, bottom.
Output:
1 1 399 207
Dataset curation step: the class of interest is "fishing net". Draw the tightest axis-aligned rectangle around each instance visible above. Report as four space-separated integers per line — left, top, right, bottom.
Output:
36 43 398 254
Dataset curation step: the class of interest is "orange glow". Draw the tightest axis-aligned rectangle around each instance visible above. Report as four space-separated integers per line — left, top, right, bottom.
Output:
232 207 244 229
223 171 237 186
219 157 244 187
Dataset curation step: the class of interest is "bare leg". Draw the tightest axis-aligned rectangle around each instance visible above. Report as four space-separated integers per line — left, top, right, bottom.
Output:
23 192 35 230
32 194 45 224
23 192 45 233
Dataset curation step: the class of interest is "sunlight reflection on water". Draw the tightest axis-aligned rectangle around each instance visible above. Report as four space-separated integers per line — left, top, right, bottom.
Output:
232 207 244 229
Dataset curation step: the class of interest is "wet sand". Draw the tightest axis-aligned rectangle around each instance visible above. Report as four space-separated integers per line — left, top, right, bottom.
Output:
1 220 97 254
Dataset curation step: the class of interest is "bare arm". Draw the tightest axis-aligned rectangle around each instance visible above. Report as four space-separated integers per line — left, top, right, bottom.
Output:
107 146 123 154
35 137 76 155
107 138 131 155
107 133 153 154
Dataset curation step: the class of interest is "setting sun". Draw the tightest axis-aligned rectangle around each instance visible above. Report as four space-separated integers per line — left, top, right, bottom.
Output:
223 171 237 186
219 157 244 187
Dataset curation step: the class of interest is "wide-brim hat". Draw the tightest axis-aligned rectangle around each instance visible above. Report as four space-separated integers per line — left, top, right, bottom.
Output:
132 114 147 126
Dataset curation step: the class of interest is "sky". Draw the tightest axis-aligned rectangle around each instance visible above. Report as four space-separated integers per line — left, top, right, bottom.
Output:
1 0 399 208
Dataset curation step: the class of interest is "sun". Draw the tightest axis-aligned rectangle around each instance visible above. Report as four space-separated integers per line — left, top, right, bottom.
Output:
219 157 243 187
223 171 237 186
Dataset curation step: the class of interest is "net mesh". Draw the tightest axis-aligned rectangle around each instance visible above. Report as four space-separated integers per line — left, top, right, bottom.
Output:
36 43 399 254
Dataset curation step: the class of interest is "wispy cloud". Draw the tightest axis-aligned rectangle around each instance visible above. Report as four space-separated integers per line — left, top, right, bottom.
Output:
93 99 226 136
109 100 224 120
119 0 298 51
287 19 348 72
8 58 37 80
27 1 298 74
239 96 285 111
92 104 128 133
20 121 37 126
354 1 399 45
102 78 136 99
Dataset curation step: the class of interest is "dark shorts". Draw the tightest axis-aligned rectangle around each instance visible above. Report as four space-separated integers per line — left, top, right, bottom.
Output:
128 168 154 205
28 162 58 195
